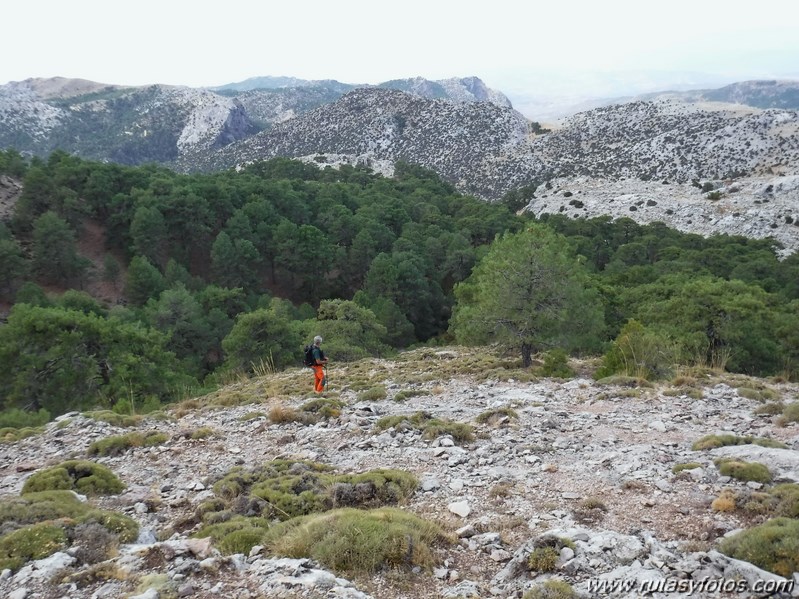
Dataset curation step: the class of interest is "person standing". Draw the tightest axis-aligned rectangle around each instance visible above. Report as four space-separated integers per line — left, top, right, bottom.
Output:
311 335 328 394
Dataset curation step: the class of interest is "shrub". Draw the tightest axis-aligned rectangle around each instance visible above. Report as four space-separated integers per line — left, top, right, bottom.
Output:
538 349 575 378
523 580 576 599
572 497 608 524
70 522 119 564
672 462 702 474
262 507 451 573
22 460 125 496
393 389 425 402
755 402 785 416
205 460 418 525
778 402 799 425
300 398 344 419
770 483 799 518
375 411 474 444
0 490 86 525
268 404 315 425
0 522 67 571
594 320 676 380
83 410 142 428
0 427 44 443
715 458 772 484
0 491 138 570
528 546 560 572
692 434 787 450
711 489 737 512
357 385 387 402
475 407 519 426
190 427 215 440
0 408 50 429
718 518 799 577
87 431 169 456
193 516 271 555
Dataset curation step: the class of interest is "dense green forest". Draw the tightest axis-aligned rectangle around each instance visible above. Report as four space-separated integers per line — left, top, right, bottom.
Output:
0 148 797 423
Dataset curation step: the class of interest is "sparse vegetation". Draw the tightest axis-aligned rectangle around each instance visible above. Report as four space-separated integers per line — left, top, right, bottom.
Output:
87 431 169 456
523 580 576 599
375 411 475 444
538 348 575 378
22 460 125 496
83 410 143 428
475 407 519 426
357 385 387 402
719 518 799 577
672 462 702 474
572 497 608 524
692 434 787 450
714 458 772 484
528 546 560 572
777 402 799 426
194 459 420 552
300 397 344 419
0 490 138 571
262 507 452 573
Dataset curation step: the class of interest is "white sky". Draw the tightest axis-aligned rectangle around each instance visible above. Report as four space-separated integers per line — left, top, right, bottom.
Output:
3 0 798 94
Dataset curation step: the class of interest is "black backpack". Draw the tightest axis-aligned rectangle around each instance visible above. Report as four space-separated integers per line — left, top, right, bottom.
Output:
303 345 316 367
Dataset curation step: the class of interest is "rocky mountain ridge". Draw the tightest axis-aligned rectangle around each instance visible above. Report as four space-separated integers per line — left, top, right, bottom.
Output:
0 348 797 598
2 76 799 254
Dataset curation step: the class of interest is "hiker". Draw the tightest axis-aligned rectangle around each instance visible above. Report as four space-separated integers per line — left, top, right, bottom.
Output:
309 335 328 393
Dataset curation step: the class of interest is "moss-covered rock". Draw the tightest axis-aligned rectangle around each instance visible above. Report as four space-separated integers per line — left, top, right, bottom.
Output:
22 460 125 496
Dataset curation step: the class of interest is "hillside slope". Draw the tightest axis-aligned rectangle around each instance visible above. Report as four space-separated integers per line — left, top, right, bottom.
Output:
0 347 797 598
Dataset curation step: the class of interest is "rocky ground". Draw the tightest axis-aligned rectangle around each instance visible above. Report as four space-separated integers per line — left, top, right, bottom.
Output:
527 174 799 257
0 348 798 599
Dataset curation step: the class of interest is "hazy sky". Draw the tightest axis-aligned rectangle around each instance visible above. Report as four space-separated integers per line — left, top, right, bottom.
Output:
4 0 798 95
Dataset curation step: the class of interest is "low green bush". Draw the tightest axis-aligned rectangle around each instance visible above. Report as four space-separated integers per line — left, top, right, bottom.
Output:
300 398 344 419
523 580 576 599
0 522 66 571
719 518 799 577
770 483 799 518
692 434 787 451
715 458 772 484
200 460 419 540
375 411 475 444
87 431 169 456
538 349 575 379
189 427 215 440
82 410 143 427
357 385 387 402
0 490 138 571
0 426 44 443
193 515 271 555
528 546 560 572
672 462 703 474
22 460 125 496
0 408 50 429
262 507 451 573
475 407 519 425
779 402 799 425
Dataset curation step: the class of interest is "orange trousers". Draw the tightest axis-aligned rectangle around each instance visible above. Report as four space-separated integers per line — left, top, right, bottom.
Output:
312 365 326 393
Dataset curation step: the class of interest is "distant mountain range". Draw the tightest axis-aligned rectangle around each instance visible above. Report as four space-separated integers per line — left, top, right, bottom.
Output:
0 74 797 195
